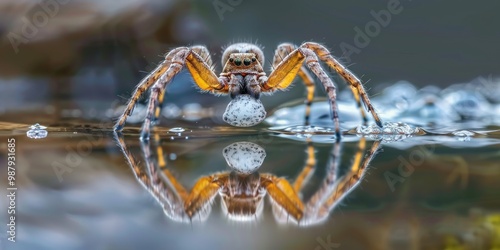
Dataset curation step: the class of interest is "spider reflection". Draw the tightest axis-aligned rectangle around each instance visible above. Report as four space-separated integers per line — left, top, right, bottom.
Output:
115 133 381 226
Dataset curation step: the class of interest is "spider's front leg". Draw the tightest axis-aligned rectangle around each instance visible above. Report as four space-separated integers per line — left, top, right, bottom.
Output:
114 46 228 140
300 42 382 127
263 45 342 141
272 44 317 125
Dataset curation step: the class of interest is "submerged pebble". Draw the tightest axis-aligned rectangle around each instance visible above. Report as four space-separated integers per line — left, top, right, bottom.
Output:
223 95 266 127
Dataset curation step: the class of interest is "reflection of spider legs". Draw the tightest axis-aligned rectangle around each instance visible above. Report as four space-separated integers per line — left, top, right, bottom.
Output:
271 137 381 226
116 132 381 225
115 132 193 222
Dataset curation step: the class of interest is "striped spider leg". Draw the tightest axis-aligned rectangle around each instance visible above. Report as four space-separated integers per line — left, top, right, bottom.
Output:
280 137 382 226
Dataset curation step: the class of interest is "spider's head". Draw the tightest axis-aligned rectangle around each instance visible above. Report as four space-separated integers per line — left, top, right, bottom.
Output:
222 43 265 67
221 43 267 127
220 171 266 221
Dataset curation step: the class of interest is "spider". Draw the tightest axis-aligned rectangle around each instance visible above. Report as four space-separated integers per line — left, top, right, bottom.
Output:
115 132 381 225
114 42 383 141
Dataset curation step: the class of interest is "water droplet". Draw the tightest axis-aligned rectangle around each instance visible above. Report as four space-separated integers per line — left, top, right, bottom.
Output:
452 130 474 141
452 130 474 137
27 123 48 139
169 127 185 133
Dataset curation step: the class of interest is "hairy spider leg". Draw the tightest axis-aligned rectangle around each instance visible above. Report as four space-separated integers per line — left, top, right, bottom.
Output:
302 137 381 226
260 174 305 221
145 47 226 139
301 42 382 127
292 140 317 192
114 47 183 132
114 132 191 222
114 46 228 139
264 46 342 141
272 44 317 125
151 132 224 218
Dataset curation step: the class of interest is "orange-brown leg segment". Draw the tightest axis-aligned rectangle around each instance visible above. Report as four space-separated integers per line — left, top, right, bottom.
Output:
292 141 317 192
114 47 184 131
114 132 191 222
262 175 305 221
114 46 227 140
302 137 381 226
184 174 225 217
139 47 227 140
272 43 316 125
264 47 342 141
322 138 380 209
301 42 381 127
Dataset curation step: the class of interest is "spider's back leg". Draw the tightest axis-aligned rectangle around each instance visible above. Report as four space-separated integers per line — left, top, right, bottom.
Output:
114 47 185 132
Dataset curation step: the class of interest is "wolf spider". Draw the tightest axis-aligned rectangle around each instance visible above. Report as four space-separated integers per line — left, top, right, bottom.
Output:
114 42 383 141
115 133 381 225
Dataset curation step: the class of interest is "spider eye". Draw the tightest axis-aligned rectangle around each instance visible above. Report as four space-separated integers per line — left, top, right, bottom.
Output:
243 58 251 66
234 58 242 66
229 58 234 62
251 58 256 62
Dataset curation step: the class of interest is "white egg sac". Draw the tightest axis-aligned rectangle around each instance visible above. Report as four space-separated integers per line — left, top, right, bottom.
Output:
223 95 266 127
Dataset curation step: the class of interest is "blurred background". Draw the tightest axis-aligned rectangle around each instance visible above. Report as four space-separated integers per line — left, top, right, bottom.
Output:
0 0 499 123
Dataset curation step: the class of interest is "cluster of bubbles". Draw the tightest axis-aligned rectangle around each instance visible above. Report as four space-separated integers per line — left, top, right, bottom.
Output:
373 77 500 127
267 76 499 142
355 122 421 142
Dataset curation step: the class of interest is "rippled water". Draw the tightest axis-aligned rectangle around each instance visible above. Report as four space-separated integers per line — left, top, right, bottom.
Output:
1 81 500 250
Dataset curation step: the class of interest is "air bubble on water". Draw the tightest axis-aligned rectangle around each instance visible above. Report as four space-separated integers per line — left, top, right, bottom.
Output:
452 130 474 141
169 127 185 133
27 123 48 139
284 125 332 134
169 153 177 161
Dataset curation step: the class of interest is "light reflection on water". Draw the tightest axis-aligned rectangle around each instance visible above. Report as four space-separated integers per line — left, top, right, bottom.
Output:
0 81 499 249
0 118 499 249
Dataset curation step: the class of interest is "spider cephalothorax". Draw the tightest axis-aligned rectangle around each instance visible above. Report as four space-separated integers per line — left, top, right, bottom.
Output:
114 42 383 141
